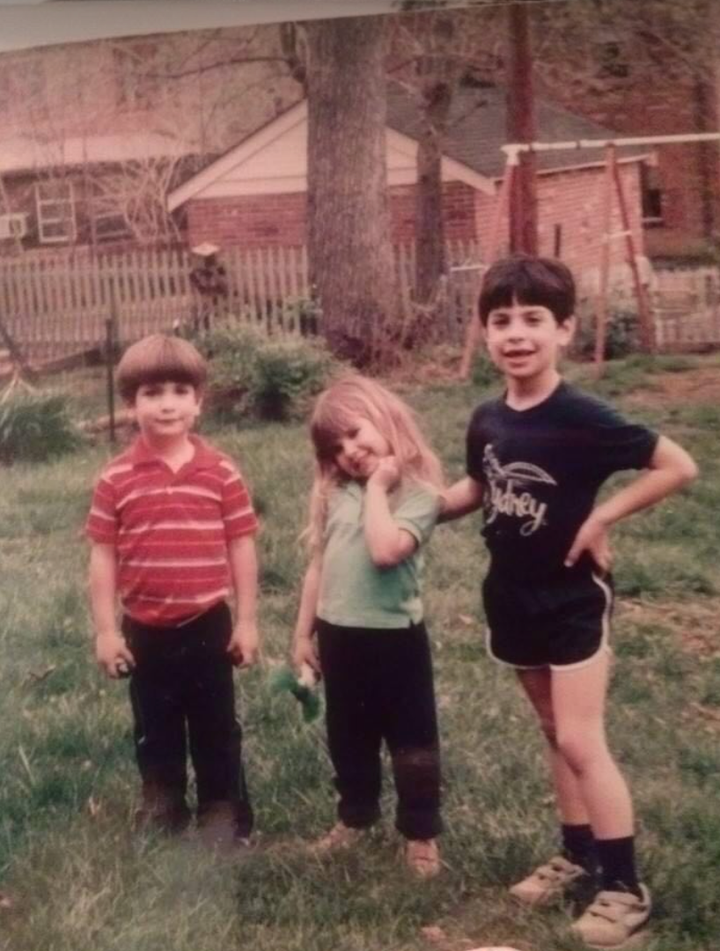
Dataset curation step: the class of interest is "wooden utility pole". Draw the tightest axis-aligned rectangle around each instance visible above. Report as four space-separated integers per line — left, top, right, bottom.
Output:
506 2 538 254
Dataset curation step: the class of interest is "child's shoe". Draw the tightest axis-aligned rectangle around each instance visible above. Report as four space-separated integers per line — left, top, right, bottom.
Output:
197 801 251 854
509 855 589 906
134 784 191 835
570 884 652 948
312 821 362 853
405 838 441 879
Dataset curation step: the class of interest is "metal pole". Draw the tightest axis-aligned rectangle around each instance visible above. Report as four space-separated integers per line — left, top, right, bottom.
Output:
105 304 117 445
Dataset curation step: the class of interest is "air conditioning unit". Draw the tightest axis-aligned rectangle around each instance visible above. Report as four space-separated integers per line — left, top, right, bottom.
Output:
0 213 28 240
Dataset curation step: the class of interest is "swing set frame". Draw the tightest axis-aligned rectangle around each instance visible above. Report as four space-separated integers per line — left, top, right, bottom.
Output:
458 130 720 379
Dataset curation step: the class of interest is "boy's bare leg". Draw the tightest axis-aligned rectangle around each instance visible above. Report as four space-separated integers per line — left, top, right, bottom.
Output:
550 653 634 838
515 667 589 825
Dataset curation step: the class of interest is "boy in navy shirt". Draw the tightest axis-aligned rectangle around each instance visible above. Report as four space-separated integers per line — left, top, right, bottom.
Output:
443 255 697 948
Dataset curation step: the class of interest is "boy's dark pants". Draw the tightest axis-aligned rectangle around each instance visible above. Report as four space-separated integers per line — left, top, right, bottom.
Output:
122 602 253 836
317 620 442 841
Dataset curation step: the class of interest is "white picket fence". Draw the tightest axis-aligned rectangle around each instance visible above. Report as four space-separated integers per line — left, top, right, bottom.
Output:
3 245 719 362
653 266 720 350
0 241 483 360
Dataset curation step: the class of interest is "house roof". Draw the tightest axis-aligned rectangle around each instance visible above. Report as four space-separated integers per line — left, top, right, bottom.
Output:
0 132 190 176
387 82 649 178
168 82 650 211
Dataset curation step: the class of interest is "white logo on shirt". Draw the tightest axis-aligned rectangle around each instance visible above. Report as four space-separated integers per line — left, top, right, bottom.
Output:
483 445 556 536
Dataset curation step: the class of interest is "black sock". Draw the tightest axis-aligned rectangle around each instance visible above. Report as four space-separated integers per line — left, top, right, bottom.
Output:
561 823 597 873
596 836 642 898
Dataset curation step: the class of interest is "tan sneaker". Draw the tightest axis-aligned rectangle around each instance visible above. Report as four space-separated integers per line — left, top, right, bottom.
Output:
405 838 441 879
571 885 651 948
312 822 362 853
509 855 588 906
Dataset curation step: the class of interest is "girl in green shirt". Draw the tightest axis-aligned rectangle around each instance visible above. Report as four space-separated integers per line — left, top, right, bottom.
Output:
292 374 445 878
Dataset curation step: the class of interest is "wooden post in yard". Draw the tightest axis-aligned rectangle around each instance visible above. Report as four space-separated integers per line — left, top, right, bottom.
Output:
507 1 538 255
458 156 516 379
593 145 615 378
609 151 656 353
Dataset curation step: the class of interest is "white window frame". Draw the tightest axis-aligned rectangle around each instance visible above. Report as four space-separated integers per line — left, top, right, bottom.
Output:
35 180 77 245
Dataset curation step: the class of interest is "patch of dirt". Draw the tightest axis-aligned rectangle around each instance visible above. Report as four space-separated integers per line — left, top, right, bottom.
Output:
618 598 720 658
388 345 465 387
623 366 720 409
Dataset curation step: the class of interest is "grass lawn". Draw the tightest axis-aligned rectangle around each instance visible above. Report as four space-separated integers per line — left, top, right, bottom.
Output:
0 353 719 951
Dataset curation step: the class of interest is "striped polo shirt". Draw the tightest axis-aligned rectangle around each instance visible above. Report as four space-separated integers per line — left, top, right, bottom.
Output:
86 434 258 626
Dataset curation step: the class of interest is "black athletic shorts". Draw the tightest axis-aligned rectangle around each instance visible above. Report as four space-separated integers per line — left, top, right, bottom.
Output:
482 566 614 670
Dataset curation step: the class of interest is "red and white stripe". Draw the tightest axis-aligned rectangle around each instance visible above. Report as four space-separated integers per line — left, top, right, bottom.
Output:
86 435 257 626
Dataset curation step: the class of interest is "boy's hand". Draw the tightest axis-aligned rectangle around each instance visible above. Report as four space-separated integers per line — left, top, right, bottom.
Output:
565 513 612 572
96 631 135 679
228 622 259 668
368 456 400 492
293 634 321 677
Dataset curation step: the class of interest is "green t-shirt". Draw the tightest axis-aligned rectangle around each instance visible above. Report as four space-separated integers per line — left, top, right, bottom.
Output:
317 479 440 629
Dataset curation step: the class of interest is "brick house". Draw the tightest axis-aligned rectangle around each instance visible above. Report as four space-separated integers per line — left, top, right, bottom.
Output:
535 52 720 263
168 83 649 282
0 32 299 254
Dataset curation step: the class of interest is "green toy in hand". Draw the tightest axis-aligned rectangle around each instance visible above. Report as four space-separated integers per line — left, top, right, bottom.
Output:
270 663 321 723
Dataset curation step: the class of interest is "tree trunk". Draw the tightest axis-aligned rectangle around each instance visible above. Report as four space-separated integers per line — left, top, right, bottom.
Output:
415 73 452 306
305 16 397 366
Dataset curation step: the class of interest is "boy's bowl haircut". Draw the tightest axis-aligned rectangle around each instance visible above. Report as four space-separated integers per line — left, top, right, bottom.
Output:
116 334 208 404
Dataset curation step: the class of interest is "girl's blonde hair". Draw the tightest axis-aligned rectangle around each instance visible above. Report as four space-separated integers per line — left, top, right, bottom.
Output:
305 374 444 552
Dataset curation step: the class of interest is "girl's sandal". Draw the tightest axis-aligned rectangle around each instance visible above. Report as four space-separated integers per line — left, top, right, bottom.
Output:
405 838 441 879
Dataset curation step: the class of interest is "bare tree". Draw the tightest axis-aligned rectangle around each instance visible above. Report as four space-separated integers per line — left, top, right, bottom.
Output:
392 1 503 321
0 27 301 252
304 16 399 366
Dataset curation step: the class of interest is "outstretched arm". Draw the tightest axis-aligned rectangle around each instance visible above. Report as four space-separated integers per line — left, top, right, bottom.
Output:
565 435 698 570
438 475 484 523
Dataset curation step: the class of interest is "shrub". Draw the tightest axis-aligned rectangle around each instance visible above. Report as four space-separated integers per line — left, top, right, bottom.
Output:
574 307 640 360
196 326 263 418
0 393 81 465
197 326 341 422
252 337 338 420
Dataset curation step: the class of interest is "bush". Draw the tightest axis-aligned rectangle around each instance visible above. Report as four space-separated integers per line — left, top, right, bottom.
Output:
252 337 338 420
574 307 639 360
197 326 341 422
471 352 500 389
0 394 81 465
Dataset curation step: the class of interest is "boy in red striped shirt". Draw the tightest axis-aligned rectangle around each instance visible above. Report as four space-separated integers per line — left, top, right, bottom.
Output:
86 334 259 849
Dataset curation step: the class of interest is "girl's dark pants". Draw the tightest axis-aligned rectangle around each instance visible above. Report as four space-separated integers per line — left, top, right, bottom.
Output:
317 619 442 841
122 601 253 836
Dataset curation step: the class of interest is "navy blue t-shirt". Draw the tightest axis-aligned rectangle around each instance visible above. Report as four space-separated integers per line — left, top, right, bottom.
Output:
466 381 659 580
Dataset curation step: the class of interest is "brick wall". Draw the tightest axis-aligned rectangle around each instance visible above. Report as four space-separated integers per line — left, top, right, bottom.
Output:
472 163 645 282
186 193 308 248
538 72 720 253
186 165 644 284
187 180 479 249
